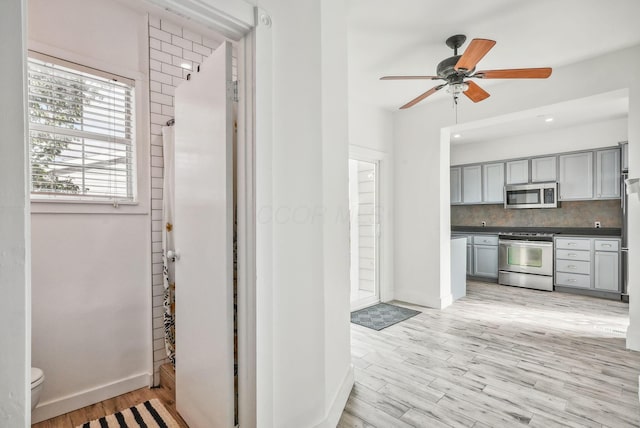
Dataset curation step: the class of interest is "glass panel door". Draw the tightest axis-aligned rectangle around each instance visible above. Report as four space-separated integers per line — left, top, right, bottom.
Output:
349 159 379 309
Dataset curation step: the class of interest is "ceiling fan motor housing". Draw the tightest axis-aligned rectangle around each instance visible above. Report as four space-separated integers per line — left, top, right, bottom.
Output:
437 55 473 83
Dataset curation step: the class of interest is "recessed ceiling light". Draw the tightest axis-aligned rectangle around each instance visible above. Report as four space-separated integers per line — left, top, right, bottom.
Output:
453 133 462 139
544 116 554 123
180 63 192 70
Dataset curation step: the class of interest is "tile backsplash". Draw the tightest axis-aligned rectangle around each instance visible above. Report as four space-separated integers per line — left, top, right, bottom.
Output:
451 200 622 228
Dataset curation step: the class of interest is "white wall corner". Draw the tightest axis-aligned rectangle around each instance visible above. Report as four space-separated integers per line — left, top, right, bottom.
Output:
315 365 354 428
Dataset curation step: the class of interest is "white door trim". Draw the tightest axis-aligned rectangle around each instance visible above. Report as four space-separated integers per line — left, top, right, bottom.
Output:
142 0 254 40
140 2 261 426
348 146 394 304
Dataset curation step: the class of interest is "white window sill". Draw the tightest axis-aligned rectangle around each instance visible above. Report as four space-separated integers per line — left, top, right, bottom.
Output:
31 199 149 215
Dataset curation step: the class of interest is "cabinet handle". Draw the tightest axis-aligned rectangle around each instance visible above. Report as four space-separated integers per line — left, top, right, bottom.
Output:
567 265 578 269
568 253 577 257
568 279 577 283
602 244 612 248
567 242 577 246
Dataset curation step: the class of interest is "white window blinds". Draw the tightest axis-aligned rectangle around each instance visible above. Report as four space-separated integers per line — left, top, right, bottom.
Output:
27 53 136 201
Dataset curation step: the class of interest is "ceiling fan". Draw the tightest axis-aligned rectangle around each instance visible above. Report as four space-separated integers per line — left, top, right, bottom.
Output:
381 34 552 109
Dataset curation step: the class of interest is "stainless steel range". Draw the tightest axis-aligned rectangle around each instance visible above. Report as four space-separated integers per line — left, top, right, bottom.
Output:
498 232 554 291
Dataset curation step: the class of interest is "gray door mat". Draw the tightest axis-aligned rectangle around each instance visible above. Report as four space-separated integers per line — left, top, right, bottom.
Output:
350 302 421 331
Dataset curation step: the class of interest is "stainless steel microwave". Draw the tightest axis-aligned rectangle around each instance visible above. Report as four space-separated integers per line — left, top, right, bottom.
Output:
504 182 558 209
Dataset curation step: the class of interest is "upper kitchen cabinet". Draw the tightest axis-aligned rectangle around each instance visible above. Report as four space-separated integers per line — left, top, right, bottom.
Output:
463 165 482 203
559 152 593 200
450 167 462 204
483 162 505 203
595 149 620 199
531 156 557 183
506 159 529 184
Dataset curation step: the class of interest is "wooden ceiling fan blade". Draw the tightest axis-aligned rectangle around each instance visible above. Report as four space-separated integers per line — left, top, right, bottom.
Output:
380 75 440 80
463 81 490 103
475 67 552 79
399 84 445 109
455 38 496 72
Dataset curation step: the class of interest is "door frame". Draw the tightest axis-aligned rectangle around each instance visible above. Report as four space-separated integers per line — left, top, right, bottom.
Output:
349 146 393 306
143 2 264 426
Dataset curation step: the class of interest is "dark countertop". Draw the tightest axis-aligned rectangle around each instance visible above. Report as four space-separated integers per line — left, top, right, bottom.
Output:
451 226 621 237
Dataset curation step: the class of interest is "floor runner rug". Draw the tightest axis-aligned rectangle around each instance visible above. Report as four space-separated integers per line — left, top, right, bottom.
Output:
351 302 421 331
76 398 181 428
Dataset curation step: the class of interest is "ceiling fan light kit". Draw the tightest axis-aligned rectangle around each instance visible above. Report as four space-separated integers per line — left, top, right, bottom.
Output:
382 34 552 109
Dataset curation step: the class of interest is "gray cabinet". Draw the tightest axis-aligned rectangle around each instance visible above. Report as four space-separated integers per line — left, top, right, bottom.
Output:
621 142 629 171
559 152 593 200
467 243 473 276
594 239 620 292
474 245 498 278
450 167 462 204
463 165 482 203
531 156 557 182
555 237 591 289
472 235 498 279
506 159 529 184
554 236 621 293
452 146 621 206
482 162 505 203
595 149 620 199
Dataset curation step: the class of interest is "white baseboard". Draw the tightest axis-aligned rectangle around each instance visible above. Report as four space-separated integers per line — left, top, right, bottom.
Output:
315 364 354 428
31 372 152 424
394 289 449 309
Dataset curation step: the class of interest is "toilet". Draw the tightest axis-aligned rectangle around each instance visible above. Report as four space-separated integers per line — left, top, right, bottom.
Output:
31 367 44 411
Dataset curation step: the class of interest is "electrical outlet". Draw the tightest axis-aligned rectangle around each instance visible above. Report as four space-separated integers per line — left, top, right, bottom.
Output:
595 221 601 228
481 221 486 227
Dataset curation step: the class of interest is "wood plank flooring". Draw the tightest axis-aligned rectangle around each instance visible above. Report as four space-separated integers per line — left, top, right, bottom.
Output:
32 386 188 428
339 280 640 428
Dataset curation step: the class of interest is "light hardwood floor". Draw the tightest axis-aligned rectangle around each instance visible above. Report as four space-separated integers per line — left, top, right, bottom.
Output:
339 280 640 427
32 386 188 428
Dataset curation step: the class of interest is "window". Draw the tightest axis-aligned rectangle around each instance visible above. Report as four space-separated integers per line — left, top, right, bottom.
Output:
27 52 136 201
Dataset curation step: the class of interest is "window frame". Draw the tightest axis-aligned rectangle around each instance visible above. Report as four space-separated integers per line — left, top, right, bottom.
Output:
27 51 138 204
26 47 149 215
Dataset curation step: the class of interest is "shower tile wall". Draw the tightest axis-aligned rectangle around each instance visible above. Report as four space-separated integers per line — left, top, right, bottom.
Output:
451 200 622 228
148 15 225 385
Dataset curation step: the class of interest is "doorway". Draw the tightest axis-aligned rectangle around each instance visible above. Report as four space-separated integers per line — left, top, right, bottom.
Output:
349 158 380 310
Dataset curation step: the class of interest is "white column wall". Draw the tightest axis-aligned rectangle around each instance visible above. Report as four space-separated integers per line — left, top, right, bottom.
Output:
320 0 354 425
626 80 640 350
394 45 640 339
0 0 30 426
254 0 352 426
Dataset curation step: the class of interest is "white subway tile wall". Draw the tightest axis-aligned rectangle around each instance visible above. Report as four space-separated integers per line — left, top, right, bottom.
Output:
148 17 214 386
148 14 236 387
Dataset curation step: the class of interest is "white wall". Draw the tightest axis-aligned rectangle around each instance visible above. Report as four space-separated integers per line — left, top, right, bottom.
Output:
451 117 628 165
253 0 353 426
394 44 640 350
628 81 640 350
347 24 396 305
28 0 152 421
0 1 30 426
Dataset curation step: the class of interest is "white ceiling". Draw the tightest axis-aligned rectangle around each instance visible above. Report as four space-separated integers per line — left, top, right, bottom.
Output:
348 0 640 140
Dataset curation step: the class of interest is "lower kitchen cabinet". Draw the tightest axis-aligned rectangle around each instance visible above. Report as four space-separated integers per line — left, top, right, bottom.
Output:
474 245 498 278
472 235 499 279
594 246 619 292
554 236 621 294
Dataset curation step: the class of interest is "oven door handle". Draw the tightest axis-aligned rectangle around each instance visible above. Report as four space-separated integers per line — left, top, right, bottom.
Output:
499 240 553 247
